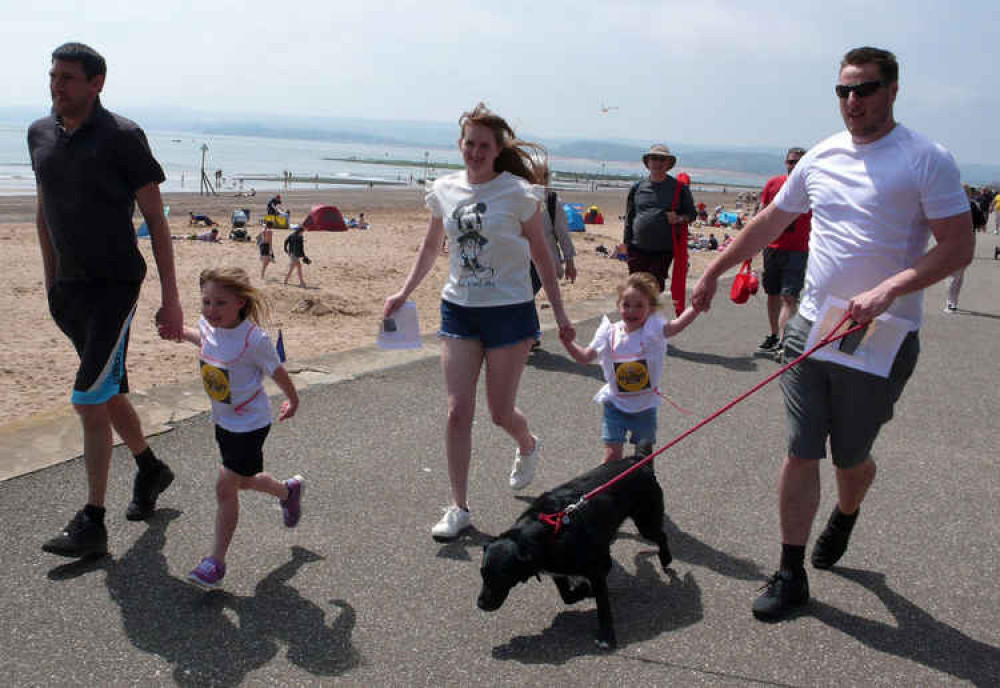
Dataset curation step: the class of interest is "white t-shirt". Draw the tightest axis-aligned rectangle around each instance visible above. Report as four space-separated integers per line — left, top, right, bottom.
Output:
774 124 968 327
590 313 669 413
426 170 541 307
197 317 282 432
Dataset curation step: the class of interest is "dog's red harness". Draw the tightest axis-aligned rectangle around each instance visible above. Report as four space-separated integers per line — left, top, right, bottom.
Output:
538 313 865 534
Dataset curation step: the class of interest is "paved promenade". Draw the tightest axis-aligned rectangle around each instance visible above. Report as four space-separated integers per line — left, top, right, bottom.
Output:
1 238 997 686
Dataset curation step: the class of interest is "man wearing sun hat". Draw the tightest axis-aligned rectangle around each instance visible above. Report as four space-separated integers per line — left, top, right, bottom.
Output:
624 144 697 292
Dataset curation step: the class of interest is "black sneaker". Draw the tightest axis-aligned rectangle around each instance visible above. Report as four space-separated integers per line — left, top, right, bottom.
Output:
42 510 108 558
126 461 175 521
752 569 809 622
811 519 853 570
757 334 780 352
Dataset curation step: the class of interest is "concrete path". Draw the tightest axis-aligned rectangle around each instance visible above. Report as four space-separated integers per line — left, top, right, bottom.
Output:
1 238 997 686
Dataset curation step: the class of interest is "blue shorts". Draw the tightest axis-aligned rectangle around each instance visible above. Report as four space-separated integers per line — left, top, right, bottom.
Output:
439 300 540 350
601 402 658 445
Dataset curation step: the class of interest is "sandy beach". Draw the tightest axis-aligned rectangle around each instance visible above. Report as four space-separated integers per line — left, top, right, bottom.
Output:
0 185 744 429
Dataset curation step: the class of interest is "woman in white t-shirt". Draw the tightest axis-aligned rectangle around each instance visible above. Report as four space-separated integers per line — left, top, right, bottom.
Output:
384 103 574 541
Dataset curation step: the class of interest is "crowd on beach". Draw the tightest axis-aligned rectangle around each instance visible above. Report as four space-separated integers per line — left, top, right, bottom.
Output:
27 40 983 633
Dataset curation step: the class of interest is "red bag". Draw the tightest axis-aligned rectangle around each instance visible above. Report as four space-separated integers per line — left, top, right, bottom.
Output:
730 260 759 304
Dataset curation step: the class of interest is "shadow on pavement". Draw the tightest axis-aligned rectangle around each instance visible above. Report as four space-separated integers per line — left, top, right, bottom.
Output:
490 552 703 663
812 566 1000 687
617 514 768 583
526 349 605 382
51 509 361 685
667 345 759 372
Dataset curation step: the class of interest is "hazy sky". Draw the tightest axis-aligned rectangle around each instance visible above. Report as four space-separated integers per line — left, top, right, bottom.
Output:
9 1 999 164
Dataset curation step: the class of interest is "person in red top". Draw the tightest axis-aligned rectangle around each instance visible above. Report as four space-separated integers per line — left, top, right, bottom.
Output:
756 147 811 354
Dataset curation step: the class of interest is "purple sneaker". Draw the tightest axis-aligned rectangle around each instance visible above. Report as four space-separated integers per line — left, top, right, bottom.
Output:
281 475 304 528
187 556 226 589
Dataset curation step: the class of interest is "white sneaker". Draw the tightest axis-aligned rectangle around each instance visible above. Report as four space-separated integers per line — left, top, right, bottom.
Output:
431 505 471 541
509 436 541 491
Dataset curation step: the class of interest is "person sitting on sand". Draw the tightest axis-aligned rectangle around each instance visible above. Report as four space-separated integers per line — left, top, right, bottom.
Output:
357 212 369 230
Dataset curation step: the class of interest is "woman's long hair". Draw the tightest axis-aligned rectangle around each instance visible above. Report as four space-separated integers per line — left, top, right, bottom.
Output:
459 103 547 185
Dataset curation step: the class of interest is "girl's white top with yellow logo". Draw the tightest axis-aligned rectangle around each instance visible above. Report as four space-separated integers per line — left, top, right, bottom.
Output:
589 313 669 414
198 316 281 432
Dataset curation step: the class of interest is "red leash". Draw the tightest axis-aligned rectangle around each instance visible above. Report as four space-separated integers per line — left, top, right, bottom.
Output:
539 312 866 530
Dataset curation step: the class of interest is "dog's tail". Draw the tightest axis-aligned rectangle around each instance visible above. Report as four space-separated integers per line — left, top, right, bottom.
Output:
635 440 655 462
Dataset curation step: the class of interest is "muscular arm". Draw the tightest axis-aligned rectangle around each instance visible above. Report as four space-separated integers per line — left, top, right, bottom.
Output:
135 182 184 340
691 202 800 312
34 187 56 292
847 210 974 323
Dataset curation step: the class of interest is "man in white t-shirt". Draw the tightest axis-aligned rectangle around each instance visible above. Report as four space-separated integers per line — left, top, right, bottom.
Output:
692 46 974 622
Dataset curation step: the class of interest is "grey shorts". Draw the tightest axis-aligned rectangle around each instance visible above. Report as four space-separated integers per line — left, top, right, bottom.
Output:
779 314 919 468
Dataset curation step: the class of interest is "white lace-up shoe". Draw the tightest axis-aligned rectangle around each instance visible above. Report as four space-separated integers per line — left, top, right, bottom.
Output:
431 505 471 541
509 436 541 491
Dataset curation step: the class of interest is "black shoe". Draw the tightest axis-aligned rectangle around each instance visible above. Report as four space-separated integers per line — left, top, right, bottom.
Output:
811 519 853 570
42 510 108 558
757 334 780 352
752 569 809 622
126 462 175 521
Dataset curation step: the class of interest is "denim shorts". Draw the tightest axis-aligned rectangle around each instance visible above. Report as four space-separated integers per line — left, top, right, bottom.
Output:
601 402 658 445
439 299 540 350
780 314 919 468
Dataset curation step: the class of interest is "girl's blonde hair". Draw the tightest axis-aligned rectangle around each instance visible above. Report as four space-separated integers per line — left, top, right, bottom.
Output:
617 272 662 311
459 102 547 185
199 267 271 325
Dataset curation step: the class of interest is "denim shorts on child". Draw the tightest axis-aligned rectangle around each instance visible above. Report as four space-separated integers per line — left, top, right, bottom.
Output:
780 313 919 468
439 299 540 350
601 402 658 445
215 424 270 477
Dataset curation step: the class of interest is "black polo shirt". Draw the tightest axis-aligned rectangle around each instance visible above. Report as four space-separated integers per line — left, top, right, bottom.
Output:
28 98 165 283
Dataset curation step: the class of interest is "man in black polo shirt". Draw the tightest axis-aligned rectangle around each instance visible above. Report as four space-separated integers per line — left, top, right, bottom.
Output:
28 43 185 558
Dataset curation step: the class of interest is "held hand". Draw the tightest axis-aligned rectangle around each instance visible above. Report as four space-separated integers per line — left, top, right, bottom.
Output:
691 275 717 313
278 398 298 421
383 292 406 318
155 302 184 340
847 284 896 324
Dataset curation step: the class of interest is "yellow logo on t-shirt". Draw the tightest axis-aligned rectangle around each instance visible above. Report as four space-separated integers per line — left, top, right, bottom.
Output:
200 361 231 403
614 360 650 393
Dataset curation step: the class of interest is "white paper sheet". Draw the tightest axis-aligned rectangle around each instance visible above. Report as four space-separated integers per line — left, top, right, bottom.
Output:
376 301 423 350
805 297 915 378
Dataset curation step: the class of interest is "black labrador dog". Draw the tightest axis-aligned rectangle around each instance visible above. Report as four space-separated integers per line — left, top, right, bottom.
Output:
478 448 671 650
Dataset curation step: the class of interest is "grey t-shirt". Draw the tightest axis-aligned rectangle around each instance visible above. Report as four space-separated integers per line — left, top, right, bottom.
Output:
625 177 696 253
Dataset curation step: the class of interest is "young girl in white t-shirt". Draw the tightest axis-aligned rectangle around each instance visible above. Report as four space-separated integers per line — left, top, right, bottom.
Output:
178 267 302 589
561 272 698 463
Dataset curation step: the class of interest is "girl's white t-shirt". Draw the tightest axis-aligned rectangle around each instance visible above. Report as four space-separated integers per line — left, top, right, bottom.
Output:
774 124 969 326
589 313 669 413
197 317 282 432
426 170 541 307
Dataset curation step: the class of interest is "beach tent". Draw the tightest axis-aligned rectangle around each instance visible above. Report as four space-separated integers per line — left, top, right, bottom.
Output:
136 205 169 238
564 203 585 231
718 211 740 225
584 205 604 224
302 205 347 232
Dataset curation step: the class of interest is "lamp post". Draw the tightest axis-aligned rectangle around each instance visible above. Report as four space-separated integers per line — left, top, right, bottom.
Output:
199 143 209 196
424 151 429 184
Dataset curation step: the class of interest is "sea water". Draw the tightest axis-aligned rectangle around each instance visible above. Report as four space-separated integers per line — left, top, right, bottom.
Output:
0 123 769 196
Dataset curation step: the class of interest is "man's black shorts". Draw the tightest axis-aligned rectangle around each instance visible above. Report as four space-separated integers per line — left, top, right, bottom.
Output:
762 248 807 297
47 281 141 405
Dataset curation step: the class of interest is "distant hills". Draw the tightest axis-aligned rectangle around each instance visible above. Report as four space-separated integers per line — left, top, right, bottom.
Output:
2 105 997 185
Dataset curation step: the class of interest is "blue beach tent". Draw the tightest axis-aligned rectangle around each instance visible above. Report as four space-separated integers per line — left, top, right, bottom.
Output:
564 203 585 231
137 205 170 238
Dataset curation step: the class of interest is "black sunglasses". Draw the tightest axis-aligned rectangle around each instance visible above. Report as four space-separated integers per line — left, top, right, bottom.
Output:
835 80 884 99
785 158 801 166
